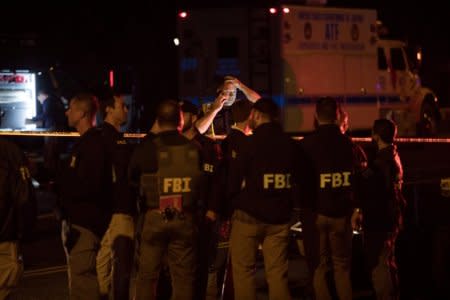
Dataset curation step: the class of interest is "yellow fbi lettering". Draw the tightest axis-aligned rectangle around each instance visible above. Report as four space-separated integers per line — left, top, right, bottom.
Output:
163 177 192 193
263 174 291 189
320 172 351 188
203 163 214 173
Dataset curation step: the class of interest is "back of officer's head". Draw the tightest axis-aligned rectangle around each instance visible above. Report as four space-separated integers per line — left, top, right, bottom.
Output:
179 100 199 132
316 97 338 124
156 99 181 129
232 99 253 123
37 87 50 98
71 92 99 122
373 118 397 144
251 98 279 122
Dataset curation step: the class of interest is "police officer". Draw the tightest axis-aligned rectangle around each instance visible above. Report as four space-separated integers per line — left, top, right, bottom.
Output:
129 99 211 300
26 87 67 179
96 92 135 300
0 137 35 300
360 118 405 300
59 93 113 299
299 97 367 300
229 98 298 300
178 97 226 299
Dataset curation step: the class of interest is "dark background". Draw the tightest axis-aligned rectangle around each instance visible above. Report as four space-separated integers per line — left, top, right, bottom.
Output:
1 0 449 131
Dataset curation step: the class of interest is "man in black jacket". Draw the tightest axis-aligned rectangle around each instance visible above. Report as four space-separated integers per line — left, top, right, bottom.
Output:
229 98 298 300
26 88 67 179
96 92 135 300
205 98 254 300
59 93 113 299
361 118 405 300
0 137 36 299
129 99 213 300
299 97 367 300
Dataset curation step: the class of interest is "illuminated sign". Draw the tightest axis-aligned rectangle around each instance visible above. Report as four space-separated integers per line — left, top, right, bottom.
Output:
0 72 36 129
0 74 27 83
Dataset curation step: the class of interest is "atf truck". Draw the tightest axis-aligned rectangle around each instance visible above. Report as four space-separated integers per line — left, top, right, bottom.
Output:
0 70 37 129
177 5 440 135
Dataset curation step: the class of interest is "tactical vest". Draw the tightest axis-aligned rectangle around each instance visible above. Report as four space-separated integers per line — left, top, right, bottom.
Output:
140 137 202 209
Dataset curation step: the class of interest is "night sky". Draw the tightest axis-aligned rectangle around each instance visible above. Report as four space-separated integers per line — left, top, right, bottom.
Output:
1 1 449 128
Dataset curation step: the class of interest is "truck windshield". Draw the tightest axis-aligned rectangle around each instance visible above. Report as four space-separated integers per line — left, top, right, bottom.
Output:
390 48 406 71
378 48 388 70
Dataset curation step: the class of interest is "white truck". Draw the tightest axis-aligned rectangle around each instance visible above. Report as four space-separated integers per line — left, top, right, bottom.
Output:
177 5 440 135
0 70 37 129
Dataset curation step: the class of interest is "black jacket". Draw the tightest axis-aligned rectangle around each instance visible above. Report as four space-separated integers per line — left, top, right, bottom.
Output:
192 133 221 212
230 122 298 224
299 124 367 218
362 145 404 231
59 127 113 237
212 127 249 218
99 122 136 216
0 138 36 242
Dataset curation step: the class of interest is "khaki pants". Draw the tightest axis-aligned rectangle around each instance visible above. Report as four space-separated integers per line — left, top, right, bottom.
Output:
313 214 352 300
0 241 23 300
96 213 135 298
134 210 197 300
62 223 101 300
230 210 290 300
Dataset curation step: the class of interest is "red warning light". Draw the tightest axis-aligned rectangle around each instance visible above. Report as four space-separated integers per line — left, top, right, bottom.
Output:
109 70 114 88
283 7 290 14
269 7 277 14
179 11 188 19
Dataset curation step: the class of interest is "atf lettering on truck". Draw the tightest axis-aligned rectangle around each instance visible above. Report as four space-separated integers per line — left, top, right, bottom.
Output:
325 23 339 40
177 5 440 136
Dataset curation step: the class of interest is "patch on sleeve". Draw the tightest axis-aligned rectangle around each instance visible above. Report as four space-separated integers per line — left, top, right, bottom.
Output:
19 166 31 180
440 178 450 198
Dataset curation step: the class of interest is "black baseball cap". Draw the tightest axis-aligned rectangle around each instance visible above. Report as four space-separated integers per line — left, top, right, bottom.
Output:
180 100 199 115
252 98 280 121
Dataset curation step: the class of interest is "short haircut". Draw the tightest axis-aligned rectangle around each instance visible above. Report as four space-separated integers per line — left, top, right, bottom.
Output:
252 98 279 121
98 88 122 120
316 97 338 123
373 118 397 144
71 92 98 121
157 99 181 127
180 100 198 116
38 87 50 96
231 99 253 123
216 76 236 95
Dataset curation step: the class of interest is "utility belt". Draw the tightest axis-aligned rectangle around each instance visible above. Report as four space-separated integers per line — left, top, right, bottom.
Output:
147 194 192 221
